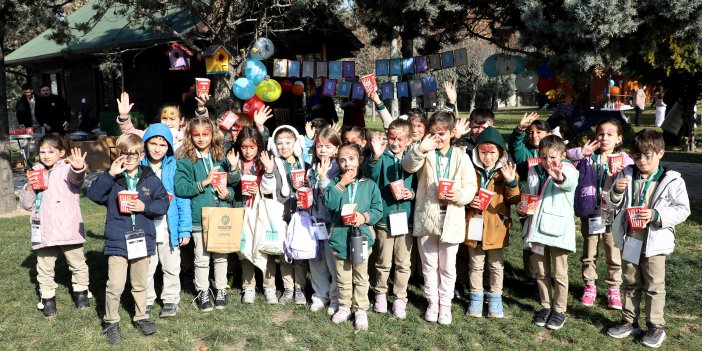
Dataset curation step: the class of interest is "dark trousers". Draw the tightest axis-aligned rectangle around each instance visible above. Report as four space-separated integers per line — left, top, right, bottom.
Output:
635 107 643 126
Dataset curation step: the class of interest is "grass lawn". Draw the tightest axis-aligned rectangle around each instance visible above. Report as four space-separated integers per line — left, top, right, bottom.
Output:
0 197 701 350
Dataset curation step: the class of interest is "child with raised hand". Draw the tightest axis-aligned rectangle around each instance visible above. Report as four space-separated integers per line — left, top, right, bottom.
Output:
219 105 274 146
175 116 238 312
519 135 578 331
401 111 478 325
323 142 383 331
20 135 90 318
605 129 690 348
465 126 520 319
87 133 170 345
341 125 372 158
140 123 192 318
260 125 310 305
567 118 633 310
303 118 341 165
231 126 277 304
305 127 342 314
362 119 416 319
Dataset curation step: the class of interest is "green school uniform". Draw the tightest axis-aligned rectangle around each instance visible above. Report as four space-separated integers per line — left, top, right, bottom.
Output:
361 148 415 230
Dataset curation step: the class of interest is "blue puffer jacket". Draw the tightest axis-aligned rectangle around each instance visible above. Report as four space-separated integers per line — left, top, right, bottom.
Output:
88 166 170 257
141 123 193 248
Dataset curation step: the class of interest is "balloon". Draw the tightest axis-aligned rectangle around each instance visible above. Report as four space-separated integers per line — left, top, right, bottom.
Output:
232 78 256 100
256 79 282 102
250 37 275 60
536 62 555 78
244 58 267 85
482 55 498 77
294 80 305 87
515 70 539 93
610 86 621 95
280 80 293 92
608 79 615 87
496 54 516 75
242 96 264 116
537 77 556 94
292 84 305 96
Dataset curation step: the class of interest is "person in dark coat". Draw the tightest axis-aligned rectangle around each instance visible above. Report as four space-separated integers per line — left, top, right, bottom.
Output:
39 84 72 135
15 83 46 129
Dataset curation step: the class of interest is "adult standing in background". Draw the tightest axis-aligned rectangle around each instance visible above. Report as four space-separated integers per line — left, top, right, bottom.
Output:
15 83 46 129
634 84 646 126
39 84 72 135
654 86 667 127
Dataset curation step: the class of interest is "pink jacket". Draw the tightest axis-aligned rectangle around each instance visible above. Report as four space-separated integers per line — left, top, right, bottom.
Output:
19 160 86 250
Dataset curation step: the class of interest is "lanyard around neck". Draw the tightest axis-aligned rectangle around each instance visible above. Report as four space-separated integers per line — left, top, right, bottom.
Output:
632 166 662 207
123 171 140 229
34 170 51 212
592 154 608 207
197 150 213 172
435 147 453 180
479 167 496 189
348 180 359 203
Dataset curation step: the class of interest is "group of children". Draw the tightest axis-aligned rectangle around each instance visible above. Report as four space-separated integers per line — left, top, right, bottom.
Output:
21 84 690 348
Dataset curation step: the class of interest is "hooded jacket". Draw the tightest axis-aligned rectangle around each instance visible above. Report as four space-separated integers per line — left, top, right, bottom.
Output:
87 166 170 257
465 127 520 249
141 123 192 247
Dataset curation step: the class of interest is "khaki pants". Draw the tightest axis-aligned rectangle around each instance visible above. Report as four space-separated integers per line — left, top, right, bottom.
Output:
581 221 622 288
534 245 570 313
147 243 181 305
192 232 228 291
280 258 308 290
468 244 504 294
104 255 149 323
334 252 371 310
622 254 666 325
36 245 89 299
374 227 413 301
241 256 276 290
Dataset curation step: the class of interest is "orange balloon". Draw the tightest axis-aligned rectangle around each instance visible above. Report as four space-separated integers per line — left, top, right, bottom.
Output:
609 86 620 95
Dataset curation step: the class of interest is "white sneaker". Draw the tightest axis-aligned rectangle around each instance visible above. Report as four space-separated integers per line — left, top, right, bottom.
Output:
310 298 326 312
327 301 339 316
425 303 439 323
242 289 255 304
438 305 452 325
264 289 278 304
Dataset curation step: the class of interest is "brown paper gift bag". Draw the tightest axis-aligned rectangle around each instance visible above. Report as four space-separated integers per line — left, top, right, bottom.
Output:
202 207 244 254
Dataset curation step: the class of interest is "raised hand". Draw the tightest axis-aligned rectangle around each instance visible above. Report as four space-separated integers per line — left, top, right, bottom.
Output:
202 165 221 186
195 93 210 109
317 158 331 179
370 132 386 159
260 151 275 173
454 118 469 137
116 92 134 117
418 134 439 153
581 139 600 157
109 155 127 176
67 147 87 170
254 105 273 127
370 91 382 106
331 122 342 133
305 121 315 140
443 81 457 104
226 149 240 169
546 160 564 182
500 161 517 183
518 112 539 130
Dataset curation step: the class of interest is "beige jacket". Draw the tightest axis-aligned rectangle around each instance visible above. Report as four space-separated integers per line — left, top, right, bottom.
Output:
402 143 477 244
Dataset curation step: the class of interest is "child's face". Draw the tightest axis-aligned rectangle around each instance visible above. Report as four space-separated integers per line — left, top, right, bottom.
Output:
191 125 213 152
146 136 169 162
596 123 622 153
470 120 493 137
429 123 454 151
275 132 296 159
337 146 360 173
527 125 550 147
411 120 426 142
240 138 259 162
39 145 65 168
387 128 409 155
315 138 337 161
229 125 241 142
121 149 143 172
342 131 366 148
633 149 664 175
161 107 183 130
539 147 564 170
478 143 501 169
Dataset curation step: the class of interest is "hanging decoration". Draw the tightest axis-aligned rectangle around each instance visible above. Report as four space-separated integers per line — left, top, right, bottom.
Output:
244 58 267 85
515 70 539 93
256 78 282 102
232 78 256 100
250 37 275 60
166 43 192 70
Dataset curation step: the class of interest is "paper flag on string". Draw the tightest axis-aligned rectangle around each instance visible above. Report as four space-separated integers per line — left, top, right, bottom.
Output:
410 79 424 97
441 51 454 69
302 61 315 78
390 59 402 76
396 81 409 98
454 48 468 66
422 76 438 93
338 81 352 97
429 54 442 70
329 61 342 79
380 83 394 100
423 91 438 110
322 79 337 96
376 59 390 76
342 61 356 78
288 61 301 78
415 56 428 73
316 61 328 77
273 59 288 77
402 57 415 75
351 82 365 100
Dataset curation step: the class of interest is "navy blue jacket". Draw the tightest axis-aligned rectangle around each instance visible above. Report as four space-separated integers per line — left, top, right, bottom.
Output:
87 166 169 257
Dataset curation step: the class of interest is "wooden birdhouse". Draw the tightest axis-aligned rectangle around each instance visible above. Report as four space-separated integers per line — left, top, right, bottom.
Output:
166 42 193 70
203 45 231 75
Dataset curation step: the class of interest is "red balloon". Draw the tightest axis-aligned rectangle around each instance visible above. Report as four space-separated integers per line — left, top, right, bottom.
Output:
280 80 293 92
291 84 304 96
243 96 265 116
537 77 557 94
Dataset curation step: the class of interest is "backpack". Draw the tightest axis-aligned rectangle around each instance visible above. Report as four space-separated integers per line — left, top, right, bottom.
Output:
284 211 318 262
574 157 597 218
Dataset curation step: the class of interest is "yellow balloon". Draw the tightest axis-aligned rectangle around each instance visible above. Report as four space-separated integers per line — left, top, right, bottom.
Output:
255 79 282 102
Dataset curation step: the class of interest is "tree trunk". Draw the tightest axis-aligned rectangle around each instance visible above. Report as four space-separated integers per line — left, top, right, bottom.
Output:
0 9 18 213
679 74 700 152
399 36 413 115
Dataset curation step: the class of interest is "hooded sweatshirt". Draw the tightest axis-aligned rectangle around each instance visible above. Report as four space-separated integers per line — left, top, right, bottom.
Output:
141 123 192 248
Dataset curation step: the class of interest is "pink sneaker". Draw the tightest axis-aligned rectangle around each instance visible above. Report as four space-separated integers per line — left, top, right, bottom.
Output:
581 284 597 306
607 289 622 310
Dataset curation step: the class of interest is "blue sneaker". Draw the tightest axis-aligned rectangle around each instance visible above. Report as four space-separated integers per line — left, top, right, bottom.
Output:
486 293 504 318
466 292 484 318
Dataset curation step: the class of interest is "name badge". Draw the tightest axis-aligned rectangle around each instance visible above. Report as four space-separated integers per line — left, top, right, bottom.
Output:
313 222 329 240
622 237 643 265
389 211 409 236
125 230 148 260
31 215 42 243
531 243 545 256
467 214 484 241
588 216 606 235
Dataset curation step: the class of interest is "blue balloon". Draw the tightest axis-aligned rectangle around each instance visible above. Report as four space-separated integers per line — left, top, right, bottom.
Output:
245 59 267 85
482 55 498 77
537 62 555 78
609 79 615 87
513 56 525 75
232 78 256 100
